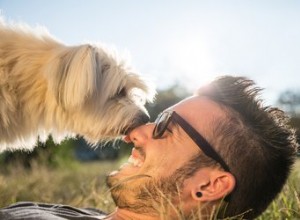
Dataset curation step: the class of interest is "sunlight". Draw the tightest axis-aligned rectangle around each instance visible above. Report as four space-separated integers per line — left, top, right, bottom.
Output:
166 33 218 92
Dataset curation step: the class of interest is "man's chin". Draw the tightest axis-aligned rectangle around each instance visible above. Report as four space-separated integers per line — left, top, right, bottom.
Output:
106 170 120 189
106 169 131 190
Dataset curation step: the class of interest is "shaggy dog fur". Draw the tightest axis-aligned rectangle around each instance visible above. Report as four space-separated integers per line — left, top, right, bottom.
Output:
0 19 155 152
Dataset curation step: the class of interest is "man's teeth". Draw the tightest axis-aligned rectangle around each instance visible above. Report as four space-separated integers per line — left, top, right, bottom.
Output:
128 156 143 167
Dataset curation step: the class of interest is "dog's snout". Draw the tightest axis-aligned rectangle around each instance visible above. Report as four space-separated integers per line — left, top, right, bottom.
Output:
139 112 150 124
132 112 150 129
122 112 150 135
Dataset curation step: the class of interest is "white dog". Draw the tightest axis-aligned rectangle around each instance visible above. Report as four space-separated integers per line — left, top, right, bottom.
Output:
0 19 155 152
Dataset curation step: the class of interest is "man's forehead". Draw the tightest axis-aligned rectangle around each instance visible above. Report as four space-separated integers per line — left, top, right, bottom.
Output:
171 96 222 113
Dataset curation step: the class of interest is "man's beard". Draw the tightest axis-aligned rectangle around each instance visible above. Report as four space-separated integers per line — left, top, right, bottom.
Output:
106 170 184 216
106 154 211 219
105 154 204 216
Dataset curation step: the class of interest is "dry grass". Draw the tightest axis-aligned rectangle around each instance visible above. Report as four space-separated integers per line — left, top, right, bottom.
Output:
0 158 299 219
0 160 121 213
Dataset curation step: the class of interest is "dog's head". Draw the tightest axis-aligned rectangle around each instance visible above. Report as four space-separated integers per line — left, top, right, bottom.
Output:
44 44 155 143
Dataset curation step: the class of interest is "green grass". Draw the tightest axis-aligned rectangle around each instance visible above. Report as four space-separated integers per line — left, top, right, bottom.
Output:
0 160 121 213
257 159 300 219
0 159 299 219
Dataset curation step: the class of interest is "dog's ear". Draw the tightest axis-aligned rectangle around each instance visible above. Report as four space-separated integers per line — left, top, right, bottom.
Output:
45 44 97 109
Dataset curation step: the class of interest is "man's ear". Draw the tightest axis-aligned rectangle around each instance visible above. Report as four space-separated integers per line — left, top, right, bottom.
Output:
190 168 235 202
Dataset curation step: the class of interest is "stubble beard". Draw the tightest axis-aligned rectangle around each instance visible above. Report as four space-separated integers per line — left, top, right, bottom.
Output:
106 170 185 216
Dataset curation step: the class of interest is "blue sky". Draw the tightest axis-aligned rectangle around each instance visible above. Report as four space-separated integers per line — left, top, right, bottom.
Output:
1 0 300 105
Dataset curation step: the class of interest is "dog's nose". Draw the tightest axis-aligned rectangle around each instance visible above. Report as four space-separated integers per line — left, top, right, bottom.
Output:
139 112 150 124
122 112 150 135
132 112 150 130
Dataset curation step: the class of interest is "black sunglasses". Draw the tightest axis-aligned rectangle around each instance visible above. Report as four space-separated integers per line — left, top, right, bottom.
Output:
152 111 230 172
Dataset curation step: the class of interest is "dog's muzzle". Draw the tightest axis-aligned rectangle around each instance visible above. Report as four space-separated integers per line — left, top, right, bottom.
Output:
122 112 150 135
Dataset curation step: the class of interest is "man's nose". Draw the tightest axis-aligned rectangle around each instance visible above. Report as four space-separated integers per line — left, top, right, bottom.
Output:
123 123 154 145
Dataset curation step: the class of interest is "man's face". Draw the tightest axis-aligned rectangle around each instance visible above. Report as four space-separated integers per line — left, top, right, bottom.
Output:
106 96 226 216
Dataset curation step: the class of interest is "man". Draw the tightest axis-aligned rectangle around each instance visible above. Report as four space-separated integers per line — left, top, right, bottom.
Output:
0 76 298 219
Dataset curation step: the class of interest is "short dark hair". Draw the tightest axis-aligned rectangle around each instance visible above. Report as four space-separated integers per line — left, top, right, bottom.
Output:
196 76 298 219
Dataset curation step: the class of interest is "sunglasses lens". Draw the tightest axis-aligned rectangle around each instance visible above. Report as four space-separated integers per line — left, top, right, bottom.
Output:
153 112 170 138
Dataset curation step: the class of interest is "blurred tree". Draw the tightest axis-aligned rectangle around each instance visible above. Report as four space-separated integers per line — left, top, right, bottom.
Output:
277 90 300 155
146 83 191 120
277 90 300 117
74 138 120 161
0 137 76 171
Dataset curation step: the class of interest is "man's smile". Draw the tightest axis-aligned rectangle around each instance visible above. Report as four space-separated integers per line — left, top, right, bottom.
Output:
126 147 145 168
127 156 143 168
